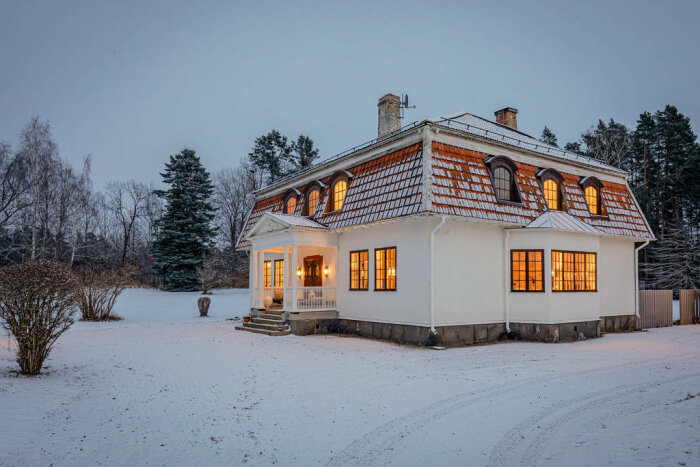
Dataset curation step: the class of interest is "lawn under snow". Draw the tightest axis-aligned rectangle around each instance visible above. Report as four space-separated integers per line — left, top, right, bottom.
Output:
1 288 699 466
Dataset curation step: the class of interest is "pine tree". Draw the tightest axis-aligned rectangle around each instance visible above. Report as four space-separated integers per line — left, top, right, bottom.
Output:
290 135 319 170
248 130 291 185
581 119 632 170
539 126 559 147
151 148 217 291
564 141 584 154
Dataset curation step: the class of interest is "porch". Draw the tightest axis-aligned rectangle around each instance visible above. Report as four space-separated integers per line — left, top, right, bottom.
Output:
246 212 340 313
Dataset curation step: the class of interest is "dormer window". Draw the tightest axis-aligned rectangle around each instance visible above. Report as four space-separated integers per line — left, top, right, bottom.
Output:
286 197 296 215
333 180 347 211
537 168 565 211
579 176 606 216
484 156 522 204
283 189 301 215
325 171 353 213
307 189 319 215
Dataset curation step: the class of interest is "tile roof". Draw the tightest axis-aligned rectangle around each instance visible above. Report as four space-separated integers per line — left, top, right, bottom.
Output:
236 143 424 248
525 211 601 234
429 112 626 174
430 142 654 239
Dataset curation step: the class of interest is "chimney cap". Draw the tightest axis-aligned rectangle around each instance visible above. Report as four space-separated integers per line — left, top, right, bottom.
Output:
378 93 401 103
494 107 518 116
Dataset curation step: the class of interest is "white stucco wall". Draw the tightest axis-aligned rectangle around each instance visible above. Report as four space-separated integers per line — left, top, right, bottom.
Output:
336 218 431 326
433 221 506 325
598 237 636 317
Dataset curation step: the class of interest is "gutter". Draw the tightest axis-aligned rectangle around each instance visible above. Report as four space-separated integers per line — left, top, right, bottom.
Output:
634 240 650 325
429 216 447 334
504 230 511 333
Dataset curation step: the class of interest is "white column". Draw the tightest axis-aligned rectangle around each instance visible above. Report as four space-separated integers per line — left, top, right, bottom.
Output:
291 244 298 311
249 250 256 308
258 250 264 308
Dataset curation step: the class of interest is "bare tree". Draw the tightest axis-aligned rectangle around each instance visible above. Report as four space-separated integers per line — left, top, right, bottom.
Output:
105 180 150 267
0 142 30 231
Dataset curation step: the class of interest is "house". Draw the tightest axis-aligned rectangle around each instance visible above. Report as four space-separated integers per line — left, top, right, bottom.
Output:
235 94 654 345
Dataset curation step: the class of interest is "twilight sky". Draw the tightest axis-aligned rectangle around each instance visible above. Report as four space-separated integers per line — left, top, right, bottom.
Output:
1 0 698 189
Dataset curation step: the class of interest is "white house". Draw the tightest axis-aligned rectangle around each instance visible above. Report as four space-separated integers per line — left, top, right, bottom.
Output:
235 94 654 345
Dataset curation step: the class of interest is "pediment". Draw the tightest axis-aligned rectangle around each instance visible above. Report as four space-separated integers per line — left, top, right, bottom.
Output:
247 216 290 238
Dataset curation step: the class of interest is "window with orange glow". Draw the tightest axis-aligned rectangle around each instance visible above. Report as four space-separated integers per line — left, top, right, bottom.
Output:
333 180 347 211
307 189 319 215
375 247 396 291
274 259 284 287
511 250 544 292
263 260 272 287
286 197 296 215
585 186 598 215
349 250 368 290
543 179 560 210
552 250 596 291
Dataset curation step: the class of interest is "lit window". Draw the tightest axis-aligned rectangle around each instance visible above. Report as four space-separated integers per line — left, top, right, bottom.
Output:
375 247 396 291
307 189 319 216
286 197 296 215
543 179 559 210
263 260 272 287
274 259 284 287
585 186 598 214
511 250 544 292
552 250 596 291
349 250 368 291
494 167 512 201
333 180 347 211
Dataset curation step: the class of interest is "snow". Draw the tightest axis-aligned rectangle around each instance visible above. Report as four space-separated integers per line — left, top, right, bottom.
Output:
1 288 699 466
674 299 680 321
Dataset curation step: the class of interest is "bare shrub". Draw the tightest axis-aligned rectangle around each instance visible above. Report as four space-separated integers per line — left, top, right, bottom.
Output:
0 261 79 375
196 257 220 294
198 297 211 317
76 265 135 321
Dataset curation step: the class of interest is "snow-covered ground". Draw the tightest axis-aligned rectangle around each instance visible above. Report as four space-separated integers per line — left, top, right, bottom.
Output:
1 288 699 466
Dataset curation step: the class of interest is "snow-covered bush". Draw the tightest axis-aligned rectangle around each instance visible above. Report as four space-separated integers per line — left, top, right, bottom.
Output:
0 261 79 375
76 266 134 321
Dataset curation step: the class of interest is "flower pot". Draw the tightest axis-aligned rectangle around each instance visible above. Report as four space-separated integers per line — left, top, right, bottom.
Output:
243 316 251 323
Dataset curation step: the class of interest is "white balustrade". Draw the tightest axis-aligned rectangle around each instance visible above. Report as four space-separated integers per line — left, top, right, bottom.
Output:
295 287 336 311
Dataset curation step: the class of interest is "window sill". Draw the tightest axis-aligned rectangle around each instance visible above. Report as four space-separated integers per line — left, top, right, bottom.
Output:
374 289 397 292
495 198 525 207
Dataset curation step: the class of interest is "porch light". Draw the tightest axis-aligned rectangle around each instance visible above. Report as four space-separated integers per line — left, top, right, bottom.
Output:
323 265 330 277
297 268 302 278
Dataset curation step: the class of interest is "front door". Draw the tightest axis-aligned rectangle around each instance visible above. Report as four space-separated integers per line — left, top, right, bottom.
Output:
304 255 323 287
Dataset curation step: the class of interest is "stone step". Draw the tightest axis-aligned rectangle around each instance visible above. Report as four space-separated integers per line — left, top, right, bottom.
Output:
261 313 285 321
235 325 291 336
244 322 288 332
252 317 285 325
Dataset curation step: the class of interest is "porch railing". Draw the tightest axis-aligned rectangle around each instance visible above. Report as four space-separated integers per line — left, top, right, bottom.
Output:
263 287 284 307
296 287 336 311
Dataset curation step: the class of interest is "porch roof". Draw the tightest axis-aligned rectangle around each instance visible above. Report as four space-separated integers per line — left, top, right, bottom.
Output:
245 212 329 243
524 211 602 234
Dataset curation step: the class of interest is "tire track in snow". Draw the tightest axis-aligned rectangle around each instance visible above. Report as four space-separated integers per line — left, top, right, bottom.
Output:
487 371 700 467
328 352 698 466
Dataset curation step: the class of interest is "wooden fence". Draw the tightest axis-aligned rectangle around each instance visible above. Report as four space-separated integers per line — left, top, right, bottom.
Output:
679 289 700 325
638 290 673 329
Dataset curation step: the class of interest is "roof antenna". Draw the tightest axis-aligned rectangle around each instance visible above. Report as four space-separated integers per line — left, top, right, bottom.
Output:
400 94 416 119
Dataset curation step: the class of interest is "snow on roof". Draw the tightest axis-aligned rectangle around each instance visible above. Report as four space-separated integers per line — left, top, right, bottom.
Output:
525 211 602 234
264 212 329 229
430 142 654 239
236 144 424 248
428 112 627 175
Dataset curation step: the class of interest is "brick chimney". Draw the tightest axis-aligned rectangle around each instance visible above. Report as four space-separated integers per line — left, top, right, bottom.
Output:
377 94 401 137
494 107 518 130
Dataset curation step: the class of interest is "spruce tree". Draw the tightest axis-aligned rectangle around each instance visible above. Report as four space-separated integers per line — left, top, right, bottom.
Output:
290 135 319 170
152 148 216 291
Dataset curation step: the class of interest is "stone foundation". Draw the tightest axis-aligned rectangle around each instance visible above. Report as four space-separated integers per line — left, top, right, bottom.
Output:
282 314 607 346
509 320 601 343
600 314 637 333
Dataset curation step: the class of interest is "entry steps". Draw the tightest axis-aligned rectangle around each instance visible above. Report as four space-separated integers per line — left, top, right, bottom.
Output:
235 310 291 336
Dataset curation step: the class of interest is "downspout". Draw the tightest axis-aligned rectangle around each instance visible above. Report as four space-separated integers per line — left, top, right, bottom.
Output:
504 230 511 333
429 216 447 334
634 240 650 324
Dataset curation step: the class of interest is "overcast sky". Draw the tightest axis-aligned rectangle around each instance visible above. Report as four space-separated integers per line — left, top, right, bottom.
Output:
1 0 698 189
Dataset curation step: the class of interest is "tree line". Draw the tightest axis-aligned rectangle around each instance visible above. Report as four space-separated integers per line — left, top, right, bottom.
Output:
539 105 700 289
0 120 319 290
